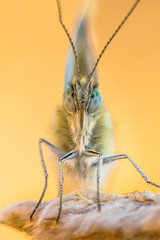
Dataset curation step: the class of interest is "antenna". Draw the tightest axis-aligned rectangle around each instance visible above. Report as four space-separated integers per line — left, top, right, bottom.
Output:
56 0 81 77
88 0 141 80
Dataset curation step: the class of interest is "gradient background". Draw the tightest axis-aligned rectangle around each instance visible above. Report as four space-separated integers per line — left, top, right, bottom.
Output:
0 0 160 239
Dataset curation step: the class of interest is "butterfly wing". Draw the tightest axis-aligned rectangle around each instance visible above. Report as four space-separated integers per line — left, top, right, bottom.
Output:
65 17 98 89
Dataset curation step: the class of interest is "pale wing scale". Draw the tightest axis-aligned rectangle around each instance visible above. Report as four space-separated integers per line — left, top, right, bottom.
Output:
65 17 98 89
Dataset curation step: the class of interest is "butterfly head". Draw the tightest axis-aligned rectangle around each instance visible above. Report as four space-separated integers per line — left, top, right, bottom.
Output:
63 76 103 124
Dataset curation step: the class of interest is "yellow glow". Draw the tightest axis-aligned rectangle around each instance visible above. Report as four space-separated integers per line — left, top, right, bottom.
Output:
0 1 160 239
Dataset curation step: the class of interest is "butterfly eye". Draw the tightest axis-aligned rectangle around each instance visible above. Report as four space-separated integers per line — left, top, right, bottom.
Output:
88 88 103 114
63 87 75 112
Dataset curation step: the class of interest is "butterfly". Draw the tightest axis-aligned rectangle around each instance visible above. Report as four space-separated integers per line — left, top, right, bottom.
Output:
29 0 160 222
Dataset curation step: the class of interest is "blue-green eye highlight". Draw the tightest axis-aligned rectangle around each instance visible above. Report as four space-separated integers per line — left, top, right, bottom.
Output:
88 88 103 114
63 87 75 112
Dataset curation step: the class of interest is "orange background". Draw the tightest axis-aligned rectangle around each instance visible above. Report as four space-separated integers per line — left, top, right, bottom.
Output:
0 0 160 239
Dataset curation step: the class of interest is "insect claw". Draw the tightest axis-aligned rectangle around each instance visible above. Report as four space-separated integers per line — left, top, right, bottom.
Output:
29 216 34 222
98 203 101 212
24 219 34 229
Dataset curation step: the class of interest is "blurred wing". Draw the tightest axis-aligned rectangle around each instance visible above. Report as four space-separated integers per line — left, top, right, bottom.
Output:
65 17 98 89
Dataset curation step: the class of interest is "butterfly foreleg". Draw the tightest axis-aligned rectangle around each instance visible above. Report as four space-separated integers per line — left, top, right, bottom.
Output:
85 150 103 211
56 150 79 221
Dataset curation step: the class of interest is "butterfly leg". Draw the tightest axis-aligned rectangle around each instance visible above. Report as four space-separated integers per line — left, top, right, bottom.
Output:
102 154 160 189
85 150 103 211
56 150 79 221
30 138 64 221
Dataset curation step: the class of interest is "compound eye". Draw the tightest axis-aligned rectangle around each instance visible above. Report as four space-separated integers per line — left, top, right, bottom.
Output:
63 87 75 112
88 88 103 114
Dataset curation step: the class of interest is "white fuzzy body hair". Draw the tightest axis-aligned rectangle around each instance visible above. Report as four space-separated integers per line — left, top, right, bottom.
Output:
52 97 115 193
